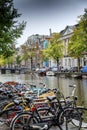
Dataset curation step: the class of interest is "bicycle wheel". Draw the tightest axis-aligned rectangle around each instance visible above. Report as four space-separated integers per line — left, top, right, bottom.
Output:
59 107 82 130
0 108 20 127
3 102 15 110
3 100 30 112
10 112 38 130
73 107 87 128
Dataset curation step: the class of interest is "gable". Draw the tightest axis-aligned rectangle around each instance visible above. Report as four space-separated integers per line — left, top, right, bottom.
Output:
62 26 75 36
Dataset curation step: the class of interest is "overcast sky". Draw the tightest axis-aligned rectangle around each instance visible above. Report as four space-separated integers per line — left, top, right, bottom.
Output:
13 0 87 47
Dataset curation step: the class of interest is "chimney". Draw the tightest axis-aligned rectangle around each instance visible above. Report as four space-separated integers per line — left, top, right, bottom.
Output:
49 28 52 36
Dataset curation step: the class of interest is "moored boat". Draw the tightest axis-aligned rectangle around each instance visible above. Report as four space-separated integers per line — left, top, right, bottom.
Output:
46 71 55 76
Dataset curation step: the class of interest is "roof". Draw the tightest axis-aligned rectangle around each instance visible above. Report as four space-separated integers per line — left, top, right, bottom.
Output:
60 24 78 36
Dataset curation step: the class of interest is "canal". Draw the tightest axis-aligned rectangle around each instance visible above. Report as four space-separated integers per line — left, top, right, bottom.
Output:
0 73 87 107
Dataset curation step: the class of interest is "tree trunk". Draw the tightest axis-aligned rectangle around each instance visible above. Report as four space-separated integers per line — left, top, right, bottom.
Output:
57 57 59 70
31 57 33 70
77 58 80 71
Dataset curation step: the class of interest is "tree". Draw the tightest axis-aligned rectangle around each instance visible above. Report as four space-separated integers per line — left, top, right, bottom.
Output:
5 56 14 67
0 0 26 58
16 55 22 67
43 33 64 67
0 55 14 67
21 45 36 69
68 8 87 69
0 55 5 66
21 45 29 67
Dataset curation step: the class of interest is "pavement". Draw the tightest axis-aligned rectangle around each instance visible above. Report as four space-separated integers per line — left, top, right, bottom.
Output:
0 124 9 130
0 126 61 130
0 124 87 130
0 123 87 130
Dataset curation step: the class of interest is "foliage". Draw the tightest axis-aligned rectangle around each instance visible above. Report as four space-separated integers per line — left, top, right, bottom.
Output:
42 33 64 61
0 55 16 66
68 8 87 58
0 55 5 65
16 55 22 65
21 45 36 60
42 43 52 61
21 44 37 68
6 56 13 63
0 0 26 58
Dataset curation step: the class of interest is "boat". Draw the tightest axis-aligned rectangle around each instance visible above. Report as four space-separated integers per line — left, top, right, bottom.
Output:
71 74 82 78
82 75 87 79
37 68 47 76
46 71 55 76
4 81 19 86
38 71 46 76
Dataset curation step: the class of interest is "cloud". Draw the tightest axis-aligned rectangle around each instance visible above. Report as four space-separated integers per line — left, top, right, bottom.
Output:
13 0 87 47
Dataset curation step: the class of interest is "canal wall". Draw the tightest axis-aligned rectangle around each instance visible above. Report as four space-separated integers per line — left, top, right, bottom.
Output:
0 68 87 79
55 72 87 79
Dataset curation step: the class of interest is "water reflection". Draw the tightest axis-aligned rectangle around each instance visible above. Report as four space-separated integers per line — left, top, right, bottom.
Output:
42 76 87 107
0 73 87 107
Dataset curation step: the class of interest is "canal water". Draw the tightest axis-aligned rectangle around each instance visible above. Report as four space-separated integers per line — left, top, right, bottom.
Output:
0 73 87 107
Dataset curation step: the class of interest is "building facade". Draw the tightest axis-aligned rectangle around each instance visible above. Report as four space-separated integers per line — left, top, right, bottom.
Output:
17 34 51 69
16 25 87 70
60 25 78 69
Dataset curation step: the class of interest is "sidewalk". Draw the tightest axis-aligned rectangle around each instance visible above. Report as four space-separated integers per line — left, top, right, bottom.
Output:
0 124 9 130
0 125 86 130
0 123 87 130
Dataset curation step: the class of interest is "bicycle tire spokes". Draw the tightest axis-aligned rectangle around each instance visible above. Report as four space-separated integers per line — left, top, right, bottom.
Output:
61 108 82 130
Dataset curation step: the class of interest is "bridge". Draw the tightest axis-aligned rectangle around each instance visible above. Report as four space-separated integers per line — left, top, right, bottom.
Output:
0 67 30 74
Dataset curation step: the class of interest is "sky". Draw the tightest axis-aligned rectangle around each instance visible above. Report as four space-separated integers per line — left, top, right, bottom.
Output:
13 0 87 47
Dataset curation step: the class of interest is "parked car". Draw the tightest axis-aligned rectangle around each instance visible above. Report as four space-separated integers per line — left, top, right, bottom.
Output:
51 66 58 72
80 66 87 73
68 67 78 72
37 68 47 73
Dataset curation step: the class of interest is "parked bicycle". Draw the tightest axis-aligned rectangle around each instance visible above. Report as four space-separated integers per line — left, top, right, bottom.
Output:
66 84 87 129
10 87 82 130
